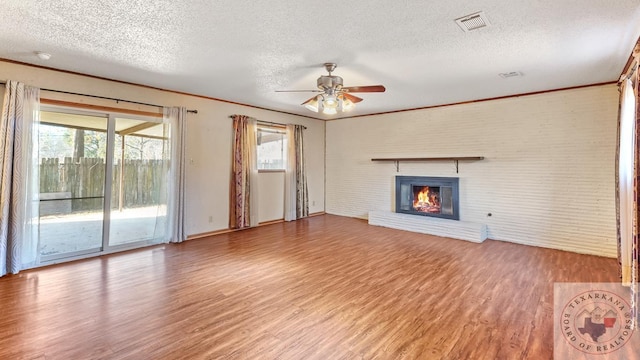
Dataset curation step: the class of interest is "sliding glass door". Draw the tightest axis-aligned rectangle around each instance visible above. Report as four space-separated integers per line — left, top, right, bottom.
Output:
39 111 107 258
38 109 169 261
108 117 169 247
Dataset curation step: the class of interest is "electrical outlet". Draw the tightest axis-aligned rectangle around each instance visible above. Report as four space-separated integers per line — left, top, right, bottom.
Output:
312 200 316 206
208 215 213 223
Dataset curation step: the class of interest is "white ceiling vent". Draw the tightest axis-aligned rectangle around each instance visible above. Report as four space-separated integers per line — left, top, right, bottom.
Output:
455 11 491 32
498 71 523 79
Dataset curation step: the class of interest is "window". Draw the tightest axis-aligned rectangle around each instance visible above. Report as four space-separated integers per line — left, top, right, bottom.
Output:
257 126 287 170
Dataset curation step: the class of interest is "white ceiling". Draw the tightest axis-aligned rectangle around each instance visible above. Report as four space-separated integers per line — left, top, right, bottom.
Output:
2 1 640 120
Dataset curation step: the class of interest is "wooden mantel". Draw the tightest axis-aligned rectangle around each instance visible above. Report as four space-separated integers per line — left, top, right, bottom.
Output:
370 156 484 173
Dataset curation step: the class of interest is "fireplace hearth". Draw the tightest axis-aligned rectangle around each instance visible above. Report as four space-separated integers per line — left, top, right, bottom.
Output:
395 176 459 220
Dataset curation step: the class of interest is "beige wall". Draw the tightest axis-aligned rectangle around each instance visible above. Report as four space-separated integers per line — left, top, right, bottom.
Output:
325 85 618 257
0 61 326 237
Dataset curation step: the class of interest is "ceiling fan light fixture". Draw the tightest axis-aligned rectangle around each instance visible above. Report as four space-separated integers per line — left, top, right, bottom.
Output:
322 107 337 115
303 96 320 112
323 94 338 108
342 97 354 111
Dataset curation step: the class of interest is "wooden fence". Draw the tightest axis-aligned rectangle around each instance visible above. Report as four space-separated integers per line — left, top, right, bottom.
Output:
40 157 168 212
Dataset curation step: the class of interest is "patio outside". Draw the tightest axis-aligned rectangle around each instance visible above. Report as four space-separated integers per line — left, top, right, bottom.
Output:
39 205 166 256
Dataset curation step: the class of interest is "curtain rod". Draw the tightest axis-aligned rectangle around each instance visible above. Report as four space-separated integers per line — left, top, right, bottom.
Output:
0 81 198 114
228 115 307 129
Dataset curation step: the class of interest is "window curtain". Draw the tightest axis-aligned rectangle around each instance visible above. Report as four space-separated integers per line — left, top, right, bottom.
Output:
163 107 187 243
617 74 640 329
230 115 258 228
0 80 40 277
617 78 636 286
284 124 296 221
284 124 308 221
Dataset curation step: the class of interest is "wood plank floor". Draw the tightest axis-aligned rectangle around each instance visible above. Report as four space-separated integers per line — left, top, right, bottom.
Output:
0 214 622 359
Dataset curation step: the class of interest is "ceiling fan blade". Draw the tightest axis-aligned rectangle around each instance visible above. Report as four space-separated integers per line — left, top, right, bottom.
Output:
275 89 322 93
342 85 386 93
341 93 364 103
301 95 319 106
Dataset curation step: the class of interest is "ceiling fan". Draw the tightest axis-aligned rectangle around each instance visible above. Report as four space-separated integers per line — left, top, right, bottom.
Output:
276 63 386 115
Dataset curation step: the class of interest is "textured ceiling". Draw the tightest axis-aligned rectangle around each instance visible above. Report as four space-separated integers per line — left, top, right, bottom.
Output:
1 1 640 119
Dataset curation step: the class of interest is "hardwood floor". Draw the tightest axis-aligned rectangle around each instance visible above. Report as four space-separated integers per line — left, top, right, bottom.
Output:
0 215 623 359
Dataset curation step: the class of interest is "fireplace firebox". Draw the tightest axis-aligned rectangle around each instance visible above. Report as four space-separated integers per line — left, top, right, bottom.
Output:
395 176 459 220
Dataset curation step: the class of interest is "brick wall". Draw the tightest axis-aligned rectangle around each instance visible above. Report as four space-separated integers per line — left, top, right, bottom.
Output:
326 84 618 257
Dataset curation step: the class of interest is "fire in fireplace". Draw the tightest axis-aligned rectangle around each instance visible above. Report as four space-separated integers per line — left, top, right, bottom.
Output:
395 176 459 220
413 186 441 213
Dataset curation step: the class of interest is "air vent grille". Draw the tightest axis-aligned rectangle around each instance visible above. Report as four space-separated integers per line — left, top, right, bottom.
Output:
455 11 491 32
498 71 523 79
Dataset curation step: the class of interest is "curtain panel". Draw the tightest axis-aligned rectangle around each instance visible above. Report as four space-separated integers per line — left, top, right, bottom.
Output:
293 125 308 219
617 68 640 328
164 107 187 243
284 124 296 221
230 115 258 228
635 74 640 327
0 80 40 277
284 124 308 221
617 78 637 286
